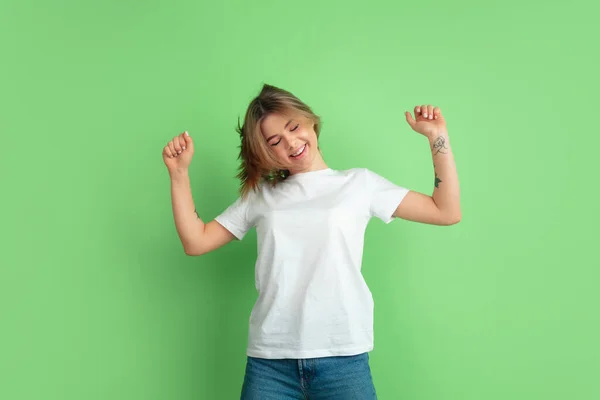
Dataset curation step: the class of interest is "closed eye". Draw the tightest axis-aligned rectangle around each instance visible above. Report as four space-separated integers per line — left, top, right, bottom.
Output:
270 124 299 146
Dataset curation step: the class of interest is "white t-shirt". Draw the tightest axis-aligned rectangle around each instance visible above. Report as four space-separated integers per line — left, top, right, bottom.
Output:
215 168 409 359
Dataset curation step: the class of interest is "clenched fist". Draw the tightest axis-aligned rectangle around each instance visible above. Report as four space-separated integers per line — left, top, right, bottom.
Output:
162 131 194 172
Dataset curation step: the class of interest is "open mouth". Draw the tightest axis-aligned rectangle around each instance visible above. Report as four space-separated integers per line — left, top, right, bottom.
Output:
290 144 307 158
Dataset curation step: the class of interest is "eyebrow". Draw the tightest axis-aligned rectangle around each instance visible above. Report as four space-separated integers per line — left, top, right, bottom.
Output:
266 119 292 142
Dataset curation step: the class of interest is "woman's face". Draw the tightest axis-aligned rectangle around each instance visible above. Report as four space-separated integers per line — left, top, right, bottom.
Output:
260 112 321 174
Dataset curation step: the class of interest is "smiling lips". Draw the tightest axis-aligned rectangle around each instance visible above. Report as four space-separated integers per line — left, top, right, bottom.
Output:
290 144 307 158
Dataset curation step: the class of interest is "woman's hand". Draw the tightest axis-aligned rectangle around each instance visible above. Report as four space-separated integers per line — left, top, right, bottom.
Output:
405 104 448 139
163 131 194 172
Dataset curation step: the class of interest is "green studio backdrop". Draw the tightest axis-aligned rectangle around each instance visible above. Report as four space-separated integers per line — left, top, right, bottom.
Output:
1 0 597 399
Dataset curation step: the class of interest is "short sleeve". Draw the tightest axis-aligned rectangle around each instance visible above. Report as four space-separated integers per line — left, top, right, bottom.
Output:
215 196 252 240
365 169 410 224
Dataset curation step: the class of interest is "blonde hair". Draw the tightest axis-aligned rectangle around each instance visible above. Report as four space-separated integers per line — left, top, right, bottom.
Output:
235 83 322 198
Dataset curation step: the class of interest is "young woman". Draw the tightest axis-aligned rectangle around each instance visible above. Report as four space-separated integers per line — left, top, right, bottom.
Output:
162 84 461 399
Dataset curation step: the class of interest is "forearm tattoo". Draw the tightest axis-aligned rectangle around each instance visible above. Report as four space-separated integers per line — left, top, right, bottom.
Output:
434 163 442 188
431 135 449 155
435 171 442 188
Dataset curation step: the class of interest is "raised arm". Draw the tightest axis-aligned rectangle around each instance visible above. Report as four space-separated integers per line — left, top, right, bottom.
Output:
169 170 235 255
163 132 236 256
393 105 461 226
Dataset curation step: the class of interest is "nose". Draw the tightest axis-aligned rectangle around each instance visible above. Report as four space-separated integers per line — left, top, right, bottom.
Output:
286 136 299 150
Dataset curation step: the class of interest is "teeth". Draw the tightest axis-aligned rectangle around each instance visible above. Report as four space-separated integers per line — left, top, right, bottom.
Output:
292 144 305 157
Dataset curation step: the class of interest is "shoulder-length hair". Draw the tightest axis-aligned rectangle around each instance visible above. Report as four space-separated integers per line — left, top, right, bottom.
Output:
235 84 322 198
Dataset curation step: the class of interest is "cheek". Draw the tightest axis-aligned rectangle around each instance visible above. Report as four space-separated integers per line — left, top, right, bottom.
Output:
305 129 318 145
299 127 313 141
273 147 289 160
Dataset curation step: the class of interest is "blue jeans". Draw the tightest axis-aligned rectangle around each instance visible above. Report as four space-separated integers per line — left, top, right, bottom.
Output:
240 352 377 399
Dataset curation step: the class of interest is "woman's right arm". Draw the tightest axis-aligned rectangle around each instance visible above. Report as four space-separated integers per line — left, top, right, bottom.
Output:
170 169 235 256
163 131 235 256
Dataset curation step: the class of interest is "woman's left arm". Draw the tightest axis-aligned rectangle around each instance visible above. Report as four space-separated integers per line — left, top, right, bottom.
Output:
393 104 461 226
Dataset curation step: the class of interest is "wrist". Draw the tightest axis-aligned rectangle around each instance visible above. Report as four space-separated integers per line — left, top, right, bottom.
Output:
427 131 449 142
428 132 450 155
169 168 190 180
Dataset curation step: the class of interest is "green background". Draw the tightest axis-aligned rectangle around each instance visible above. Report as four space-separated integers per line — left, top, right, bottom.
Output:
1 0 597 399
